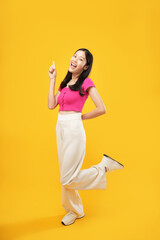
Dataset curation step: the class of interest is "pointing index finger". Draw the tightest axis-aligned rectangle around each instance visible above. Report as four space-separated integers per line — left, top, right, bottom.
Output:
52 61 55 68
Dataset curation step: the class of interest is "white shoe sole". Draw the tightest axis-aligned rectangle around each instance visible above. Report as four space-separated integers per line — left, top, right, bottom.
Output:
61 213 85 226
103 154 124 171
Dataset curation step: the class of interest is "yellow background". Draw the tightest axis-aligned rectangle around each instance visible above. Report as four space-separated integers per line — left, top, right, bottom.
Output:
0 0 160 239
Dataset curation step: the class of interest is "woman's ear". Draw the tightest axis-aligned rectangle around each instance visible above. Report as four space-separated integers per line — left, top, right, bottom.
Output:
84 65 89 71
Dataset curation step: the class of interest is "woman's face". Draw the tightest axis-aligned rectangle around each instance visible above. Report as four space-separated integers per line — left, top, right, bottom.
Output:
69 50 88 74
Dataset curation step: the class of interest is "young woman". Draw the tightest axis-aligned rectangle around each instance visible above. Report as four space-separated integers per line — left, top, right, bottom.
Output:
48 48 124 226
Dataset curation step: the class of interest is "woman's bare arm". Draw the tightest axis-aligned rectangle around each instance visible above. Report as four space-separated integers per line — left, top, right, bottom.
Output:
48 79 60 109
82 87 107 120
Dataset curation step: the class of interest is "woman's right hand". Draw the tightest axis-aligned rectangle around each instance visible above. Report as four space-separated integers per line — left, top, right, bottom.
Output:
48 61 57 80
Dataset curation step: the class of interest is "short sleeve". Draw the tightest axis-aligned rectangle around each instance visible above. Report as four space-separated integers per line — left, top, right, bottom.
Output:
82 78 96 93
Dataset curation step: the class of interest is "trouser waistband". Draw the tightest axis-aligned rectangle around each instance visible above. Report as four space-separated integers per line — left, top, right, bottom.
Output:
57 112 82 121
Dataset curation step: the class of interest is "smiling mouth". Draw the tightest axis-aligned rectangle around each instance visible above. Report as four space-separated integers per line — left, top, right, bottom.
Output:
70 62 77 69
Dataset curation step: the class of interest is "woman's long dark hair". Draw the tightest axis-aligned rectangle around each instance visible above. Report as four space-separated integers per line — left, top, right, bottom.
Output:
59 48 93 96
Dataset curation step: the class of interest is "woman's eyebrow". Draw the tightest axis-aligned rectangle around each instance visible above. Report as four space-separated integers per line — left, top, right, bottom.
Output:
75 54 84 59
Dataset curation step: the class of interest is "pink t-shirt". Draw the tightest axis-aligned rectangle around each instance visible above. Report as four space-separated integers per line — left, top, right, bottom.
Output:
57 77 96 112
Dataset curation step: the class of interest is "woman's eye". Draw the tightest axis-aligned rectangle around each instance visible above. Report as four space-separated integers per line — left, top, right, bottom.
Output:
73 55 83 61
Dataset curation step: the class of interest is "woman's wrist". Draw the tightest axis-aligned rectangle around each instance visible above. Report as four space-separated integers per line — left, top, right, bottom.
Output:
50 77 56 81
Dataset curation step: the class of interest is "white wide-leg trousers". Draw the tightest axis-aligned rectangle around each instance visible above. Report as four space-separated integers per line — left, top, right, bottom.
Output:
56 112 107 216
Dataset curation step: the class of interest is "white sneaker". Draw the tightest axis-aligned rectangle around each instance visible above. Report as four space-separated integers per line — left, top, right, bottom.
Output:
99 154 124 173
61 211 85 226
